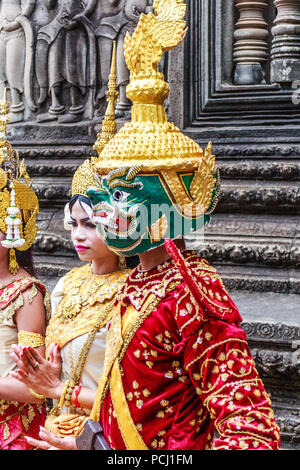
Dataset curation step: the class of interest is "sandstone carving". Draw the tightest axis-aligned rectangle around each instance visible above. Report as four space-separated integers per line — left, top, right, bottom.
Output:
35 0 97 123
95 0 152 117
0 0 153 123
0 0 37 122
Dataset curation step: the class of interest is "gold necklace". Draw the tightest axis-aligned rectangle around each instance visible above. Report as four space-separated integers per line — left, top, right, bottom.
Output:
61 270 108 321
137 258 174 274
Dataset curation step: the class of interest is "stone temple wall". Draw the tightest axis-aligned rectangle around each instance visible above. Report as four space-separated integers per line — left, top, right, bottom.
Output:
4 0 300 449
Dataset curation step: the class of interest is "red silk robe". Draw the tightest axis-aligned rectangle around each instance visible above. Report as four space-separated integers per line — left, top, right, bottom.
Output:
99 252 280 450
0 278 48 450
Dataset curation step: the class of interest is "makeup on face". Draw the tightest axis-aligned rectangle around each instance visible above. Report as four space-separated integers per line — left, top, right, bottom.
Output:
69 199 115 264
71 217 92 251
74 244 89 253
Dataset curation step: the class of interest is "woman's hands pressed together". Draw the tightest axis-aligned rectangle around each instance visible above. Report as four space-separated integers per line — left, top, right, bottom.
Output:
10 342 64 400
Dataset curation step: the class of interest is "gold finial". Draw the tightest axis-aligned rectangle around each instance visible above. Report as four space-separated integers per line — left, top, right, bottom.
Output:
124 0 187 123
0 89 18 179
0 87 39 267
19 158 31 186
93 41 118 158
0 87 9 113
0 88 10 166
71 43 119 198
71 158 95 198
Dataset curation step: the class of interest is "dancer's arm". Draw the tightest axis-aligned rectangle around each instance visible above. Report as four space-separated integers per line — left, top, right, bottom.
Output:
0 288 46 403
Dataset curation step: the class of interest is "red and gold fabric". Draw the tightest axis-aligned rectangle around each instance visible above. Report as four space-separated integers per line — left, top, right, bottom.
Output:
0 276 50 450
0 277 50 325
0 401 47 450
93 251 280 450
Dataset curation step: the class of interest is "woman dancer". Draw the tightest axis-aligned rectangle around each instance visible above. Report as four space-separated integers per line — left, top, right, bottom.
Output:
10 44 133 442
11 172 132 439
0 95 50 450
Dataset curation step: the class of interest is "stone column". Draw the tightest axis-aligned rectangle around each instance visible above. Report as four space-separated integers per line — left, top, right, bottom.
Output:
270 0 300 84
233 0 269 85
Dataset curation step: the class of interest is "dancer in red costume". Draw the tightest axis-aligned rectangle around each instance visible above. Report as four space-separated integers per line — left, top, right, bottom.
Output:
0 94 49 450
0 275 48 450
90 242 280 450
83 1 281 450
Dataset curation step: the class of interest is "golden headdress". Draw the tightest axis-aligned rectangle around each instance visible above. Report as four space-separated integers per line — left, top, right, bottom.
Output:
0 90 39 274
94 0 220 217
64 43 119 231
70 42 118 199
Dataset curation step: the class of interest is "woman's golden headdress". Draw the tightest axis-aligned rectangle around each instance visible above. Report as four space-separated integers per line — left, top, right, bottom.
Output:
70 41 118 200
0 90 39 274
64 43 119 231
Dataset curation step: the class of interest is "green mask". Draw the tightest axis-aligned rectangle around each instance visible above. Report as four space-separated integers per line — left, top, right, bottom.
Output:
87 164 219 257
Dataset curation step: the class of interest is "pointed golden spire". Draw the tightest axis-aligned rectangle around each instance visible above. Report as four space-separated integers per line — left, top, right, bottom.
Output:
93 41 118 159
0 88 20 180
0 88 10 166
71 43 119 198
0 87 9 117
0 88 39 272
124 0 187 124
94 0 194 174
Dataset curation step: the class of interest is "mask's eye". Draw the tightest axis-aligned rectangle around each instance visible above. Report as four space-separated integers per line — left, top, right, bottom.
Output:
112 190 129 202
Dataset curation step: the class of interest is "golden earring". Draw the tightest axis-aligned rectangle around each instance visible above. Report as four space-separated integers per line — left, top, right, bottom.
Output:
8 248 19 275
119 254 126 270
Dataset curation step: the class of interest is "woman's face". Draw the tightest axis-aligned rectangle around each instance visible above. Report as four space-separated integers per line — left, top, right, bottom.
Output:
69 200 114 263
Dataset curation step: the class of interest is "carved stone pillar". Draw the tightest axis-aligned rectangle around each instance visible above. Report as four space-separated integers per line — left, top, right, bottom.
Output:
233 0 269 85
270 0 300 84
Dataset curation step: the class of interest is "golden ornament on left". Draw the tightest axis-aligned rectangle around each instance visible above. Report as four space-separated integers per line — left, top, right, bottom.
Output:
0 168 7 190
0 89 40 274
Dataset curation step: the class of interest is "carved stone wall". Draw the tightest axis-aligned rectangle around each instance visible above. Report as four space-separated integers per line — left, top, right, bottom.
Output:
6 0 300 450
1 0 153 123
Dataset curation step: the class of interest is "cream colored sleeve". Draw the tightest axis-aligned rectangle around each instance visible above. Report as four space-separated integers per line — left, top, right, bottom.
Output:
50 275 66 317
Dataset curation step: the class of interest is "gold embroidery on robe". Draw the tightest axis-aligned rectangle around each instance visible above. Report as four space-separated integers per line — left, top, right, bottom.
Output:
45 265 130 351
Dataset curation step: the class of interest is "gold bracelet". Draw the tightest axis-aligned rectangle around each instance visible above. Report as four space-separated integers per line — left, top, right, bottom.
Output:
64 381 76 408
58 380 70 409
29 388 46 400
18 330 45 348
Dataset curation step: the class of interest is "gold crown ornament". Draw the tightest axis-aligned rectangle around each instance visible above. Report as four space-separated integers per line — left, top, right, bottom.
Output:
94 0 220 218
65 44 119 232
0 89 39 275
70 41 119 200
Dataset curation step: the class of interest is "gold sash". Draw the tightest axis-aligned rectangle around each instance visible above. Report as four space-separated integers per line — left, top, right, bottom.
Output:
110 362 148 450
90 294 157 450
